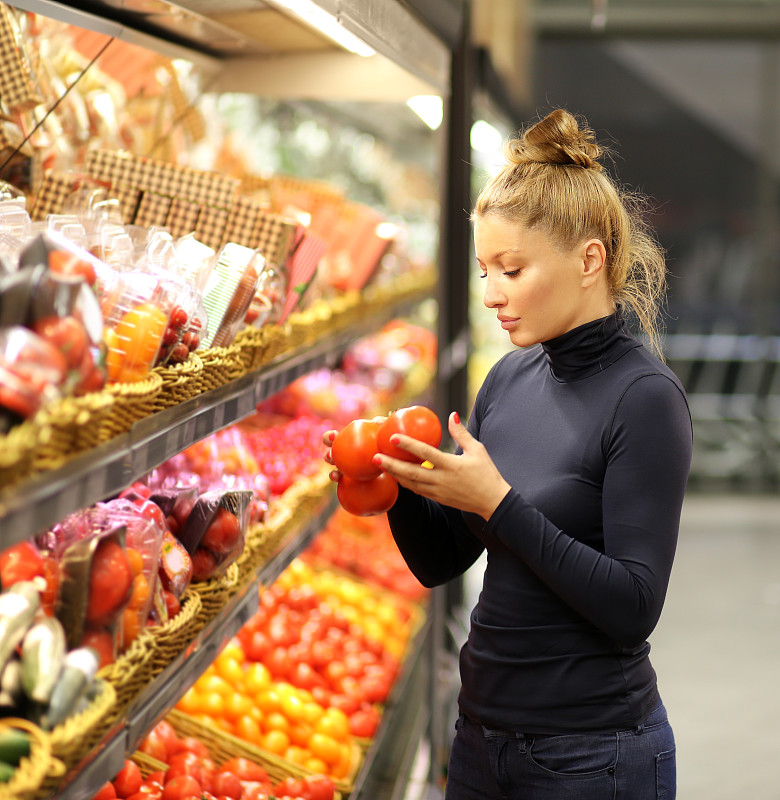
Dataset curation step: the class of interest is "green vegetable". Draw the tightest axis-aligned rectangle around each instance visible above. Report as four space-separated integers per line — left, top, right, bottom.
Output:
0 728 30 766
0 760 15 783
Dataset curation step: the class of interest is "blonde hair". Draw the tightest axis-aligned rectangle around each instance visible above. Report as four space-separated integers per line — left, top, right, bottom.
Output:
472 108 667 358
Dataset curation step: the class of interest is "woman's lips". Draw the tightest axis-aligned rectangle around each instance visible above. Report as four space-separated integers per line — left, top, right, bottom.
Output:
498 317 519 330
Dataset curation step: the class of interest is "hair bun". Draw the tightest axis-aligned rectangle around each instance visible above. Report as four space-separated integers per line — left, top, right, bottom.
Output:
506 108 603 171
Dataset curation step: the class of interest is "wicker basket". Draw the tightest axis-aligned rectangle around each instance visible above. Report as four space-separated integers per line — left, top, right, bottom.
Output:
0 718 64 800
99 372 164 442
167 709 354 795
39 679 117 795
98 629 158 722
197 345 245 392
147 588 204 676
190 561 241 627
151 353 205 410
234 521 278 586
132 750 168 778
0 419 38 490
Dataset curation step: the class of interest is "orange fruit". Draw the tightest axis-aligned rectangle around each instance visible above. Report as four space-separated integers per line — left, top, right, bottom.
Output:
288 722 314 748
316 708 350 741
245 663 272 695
264 711 290 734
308 732 340 765
223 692 252 722
128 574 150 611
125 548 144 577
235 714 262 745
263 729 290 755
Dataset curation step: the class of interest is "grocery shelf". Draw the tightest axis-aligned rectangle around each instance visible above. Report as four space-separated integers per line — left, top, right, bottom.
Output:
53 489 341 800
0 293 427 548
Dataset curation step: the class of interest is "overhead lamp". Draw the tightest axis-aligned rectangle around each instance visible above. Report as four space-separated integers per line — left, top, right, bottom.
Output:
406 95 443 131
265 0 376 57
471 119 503 153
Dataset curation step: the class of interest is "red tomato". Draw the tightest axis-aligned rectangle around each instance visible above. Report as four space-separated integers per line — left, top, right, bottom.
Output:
218 758 269 783
331 418 382 480
162 590 181 619
273 777 307 799
32 314 90 371
304 775 335 800
210 772 242 800
190 548 218 582
92 781 117 800
161 776 201 800
337 473 398 517
349 707 380 738
113 760 143 798
150 720 178 758
138 734 167 767
48 248 97 286
201 508 241 554
0 540 45 587
377 405 442 462
85 538 133 626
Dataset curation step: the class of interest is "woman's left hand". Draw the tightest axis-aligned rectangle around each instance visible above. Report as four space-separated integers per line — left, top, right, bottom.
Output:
375 412 511 521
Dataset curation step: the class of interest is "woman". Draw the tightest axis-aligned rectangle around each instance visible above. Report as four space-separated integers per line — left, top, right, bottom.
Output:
326 108 692 799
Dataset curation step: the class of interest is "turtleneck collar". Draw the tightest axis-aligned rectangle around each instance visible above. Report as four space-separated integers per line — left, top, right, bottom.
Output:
541 312 642 382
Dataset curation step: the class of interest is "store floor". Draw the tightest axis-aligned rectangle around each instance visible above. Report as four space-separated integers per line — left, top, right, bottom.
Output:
403 491 780 800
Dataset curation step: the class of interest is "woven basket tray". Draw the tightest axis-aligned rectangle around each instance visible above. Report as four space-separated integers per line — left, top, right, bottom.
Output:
0 717 64 800
0 419 38 490
234 520 277 586
151 353 205 410
38 678 117 795
132 750 168 778
98 629 158 722
147 588 204 677
190 561 241 627
99 372 164 442
167 709 354 796
197 345 245 392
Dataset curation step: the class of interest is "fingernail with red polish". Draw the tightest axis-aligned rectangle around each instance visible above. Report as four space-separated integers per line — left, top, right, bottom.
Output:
372 455 383 466
453 411 460 425
390 435 400 445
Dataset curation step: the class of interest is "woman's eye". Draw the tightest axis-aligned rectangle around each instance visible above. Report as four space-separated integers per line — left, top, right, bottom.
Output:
503 269 521 277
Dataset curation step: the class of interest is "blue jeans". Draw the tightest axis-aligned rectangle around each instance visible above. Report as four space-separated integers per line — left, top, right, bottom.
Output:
445 702 675 799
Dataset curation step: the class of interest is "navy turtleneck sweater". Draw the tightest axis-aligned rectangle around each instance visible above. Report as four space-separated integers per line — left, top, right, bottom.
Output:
387 313 693 733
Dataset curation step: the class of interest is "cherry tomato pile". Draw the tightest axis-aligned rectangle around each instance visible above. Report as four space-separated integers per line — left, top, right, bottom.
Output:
331 405 441 516
240 414 332 496
177 650 358 779
303 508 429 602
97 718 336 800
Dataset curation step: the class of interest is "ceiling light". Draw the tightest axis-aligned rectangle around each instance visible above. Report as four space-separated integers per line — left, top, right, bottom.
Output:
406 95 443 130
266 0 375 57
471 119 503 153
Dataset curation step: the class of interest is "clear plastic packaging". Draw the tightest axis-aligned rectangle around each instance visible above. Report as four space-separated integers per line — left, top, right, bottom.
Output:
0 326 67 431
102 271 171 383
200 243 263 348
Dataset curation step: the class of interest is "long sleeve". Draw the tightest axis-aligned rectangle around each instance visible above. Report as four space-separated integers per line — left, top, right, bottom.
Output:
387 486 485 588
483 373 692 647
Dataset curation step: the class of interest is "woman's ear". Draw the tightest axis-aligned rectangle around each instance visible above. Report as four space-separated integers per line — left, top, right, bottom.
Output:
581 238 607 287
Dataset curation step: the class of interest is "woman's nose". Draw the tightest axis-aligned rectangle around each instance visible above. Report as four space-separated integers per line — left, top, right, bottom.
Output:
483 275 505 308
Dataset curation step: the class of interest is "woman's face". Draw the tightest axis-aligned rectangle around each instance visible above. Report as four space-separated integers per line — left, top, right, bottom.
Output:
473 213 611 348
